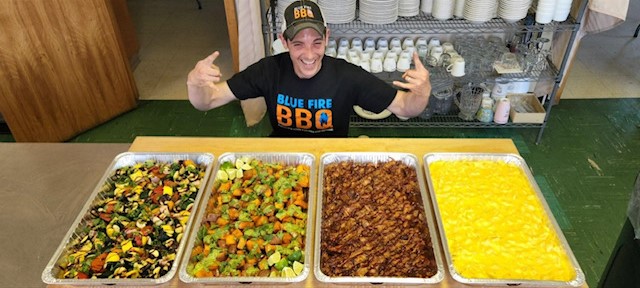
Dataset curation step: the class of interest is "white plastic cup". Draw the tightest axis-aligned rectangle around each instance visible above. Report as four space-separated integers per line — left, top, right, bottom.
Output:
370 54 384 73
390 37 402 48
339 38 350 49
347 49 361 65
364 37 376 49
360 59 371 72
325 47 337 57
402 38 415 50
383 52 398 72
430 45 444 62
377 38 389 50
397 54 412 72
416 37 428 47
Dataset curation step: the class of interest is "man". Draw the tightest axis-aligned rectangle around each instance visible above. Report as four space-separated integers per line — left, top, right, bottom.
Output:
187 0 431 137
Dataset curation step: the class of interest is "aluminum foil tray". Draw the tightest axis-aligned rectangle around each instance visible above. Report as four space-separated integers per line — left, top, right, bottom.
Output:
315 152 445 285
42 152 215 286
423 153 585 287
179 152 316 284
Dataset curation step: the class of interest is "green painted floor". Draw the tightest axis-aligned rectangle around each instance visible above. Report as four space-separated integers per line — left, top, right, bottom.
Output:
2 98 639 286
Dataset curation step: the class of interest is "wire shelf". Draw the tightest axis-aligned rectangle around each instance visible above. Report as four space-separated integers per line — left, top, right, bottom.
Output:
263 10 579 35
349 114 544 128
372 56 559 86
331 12 578 35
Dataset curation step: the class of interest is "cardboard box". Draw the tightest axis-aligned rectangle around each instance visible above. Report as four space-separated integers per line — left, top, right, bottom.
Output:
507 94 546 124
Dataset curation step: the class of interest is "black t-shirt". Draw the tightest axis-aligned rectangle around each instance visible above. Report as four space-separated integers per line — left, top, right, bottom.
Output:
227 53 397 137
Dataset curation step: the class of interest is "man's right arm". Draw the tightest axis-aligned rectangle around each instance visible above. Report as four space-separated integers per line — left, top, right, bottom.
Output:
186 51 238 111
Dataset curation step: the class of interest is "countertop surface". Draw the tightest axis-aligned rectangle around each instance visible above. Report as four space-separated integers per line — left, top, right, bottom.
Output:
0 143 130 287
0 138 587 287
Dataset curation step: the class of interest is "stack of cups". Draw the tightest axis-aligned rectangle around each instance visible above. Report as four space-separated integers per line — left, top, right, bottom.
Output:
325 38 337 57
421 0 434 14
397 51 412 72
553 0 573 22
370 51 385 73
535 0 557 24
416 37 429 62
432 0 454 20
454 0 466 18
383 52 398 72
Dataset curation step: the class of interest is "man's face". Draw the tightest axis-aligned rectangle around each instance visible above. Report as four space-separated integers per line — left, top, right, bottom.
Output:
282 28 327 79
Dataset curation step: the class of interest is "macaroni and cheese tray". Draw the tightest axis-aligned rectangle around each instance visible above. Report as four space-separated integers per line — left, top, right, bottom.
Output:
423 153 585 287
42 152 215 286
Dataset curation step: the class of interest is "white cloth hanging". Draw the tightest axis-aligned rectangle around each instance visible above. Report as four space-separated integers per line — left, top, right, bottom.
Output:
236 0 268 127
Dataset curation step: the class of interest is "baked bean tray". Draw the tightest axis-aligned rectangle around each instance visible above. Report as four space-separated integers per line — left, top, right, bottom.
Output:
315 152 445 285
42 152 215 286
423 153 585 287
178 152 316 284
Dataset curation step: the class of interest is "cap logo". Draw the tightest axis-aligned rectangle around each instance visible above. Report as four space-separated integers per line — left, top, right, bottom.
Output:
293 5 315 20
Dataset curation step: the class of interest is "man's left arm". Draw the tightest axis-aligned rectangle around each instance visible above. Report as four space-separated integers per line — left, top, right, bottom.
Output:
387 52 432 118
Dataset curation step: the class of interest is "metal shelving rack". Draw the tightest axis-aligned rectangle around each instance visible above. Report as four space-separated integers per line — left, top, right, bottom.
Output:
262 1 589 144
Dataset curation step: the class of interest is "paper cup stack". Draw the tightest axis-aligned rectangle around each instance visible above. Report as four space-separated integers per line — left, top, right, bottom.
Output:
421 0 434 14
432 0 454 20
454 0 466 18
535 0 557 24
553 0 573 22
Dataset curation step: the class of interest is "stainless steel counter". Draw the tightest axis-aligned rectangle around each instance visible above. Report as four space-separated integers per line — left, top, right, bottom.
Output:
0 143 130 287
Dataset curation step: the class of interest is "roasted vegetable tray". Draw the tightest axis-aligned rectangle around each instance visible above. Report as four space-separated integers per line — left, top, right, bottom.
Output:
179 152 316 284
315 152 445 285
423 153 585 287
42 152 215 286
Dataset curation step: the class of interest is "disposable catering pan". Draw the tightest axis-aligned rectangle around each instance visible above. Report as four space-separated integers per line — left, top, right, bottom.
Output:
42 152 215 286
423 153 586 287
315 152 445 285
179 152 316 284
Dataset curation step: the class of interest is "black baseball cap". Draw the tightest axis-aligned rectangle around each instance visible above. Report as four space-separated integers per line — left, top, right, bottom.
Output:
282 0 326 39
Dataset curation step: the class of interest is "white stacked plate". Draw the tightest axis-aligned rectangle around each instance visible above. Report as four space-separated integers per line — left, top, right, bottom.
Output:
319 0 356 24
398 0 421 16
464 0 498 24
553 0 573 22
360 0 399 24
432 0 454 20
498 0 533 23
421 0 434 14
535 0 557 24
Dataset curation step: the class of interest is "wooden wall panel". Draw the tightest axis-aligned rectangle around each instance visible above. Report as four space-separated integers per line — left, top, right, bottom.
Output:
111 0 140 68
224 0 240 73
0 0 138 142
